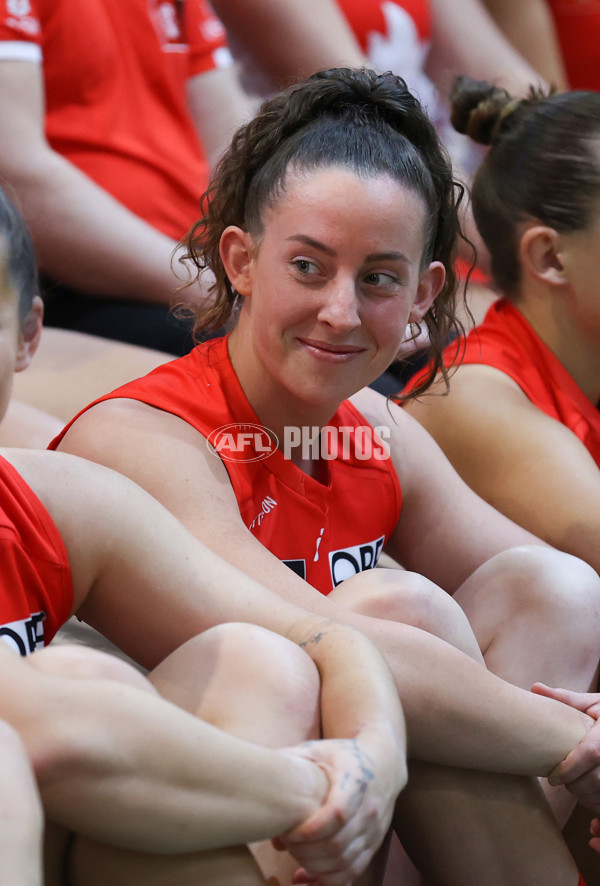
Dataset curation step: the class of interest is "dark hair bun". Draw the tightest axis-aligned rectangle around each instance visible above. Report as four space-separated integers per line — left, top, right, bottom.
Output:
450 76 517 146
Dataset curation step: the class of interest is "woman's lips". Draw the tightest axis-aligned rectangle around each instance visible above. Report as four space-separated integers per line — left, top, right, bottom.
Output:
297 337 366 361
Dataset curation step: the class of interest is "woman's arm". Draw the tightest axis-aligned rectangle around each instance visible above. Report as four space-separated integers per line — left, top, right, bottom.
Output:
209 0 365 87
426 0 549 100
0 645 328 853
52 412 600 781
481 0 568 90
405 364 600 577
352 386 548 589
5 447 407 865
0 61 206 305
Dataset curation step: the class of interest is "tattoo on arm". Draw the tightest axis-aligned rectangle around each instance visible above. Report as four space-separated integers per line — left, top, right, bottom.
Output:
299 631 327 648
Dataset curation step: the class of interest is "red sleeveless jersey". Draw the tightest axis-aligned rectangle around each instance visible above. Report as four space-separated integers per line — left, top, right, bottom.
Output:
52 337 402 594
427 299 600 467
0 456 72 654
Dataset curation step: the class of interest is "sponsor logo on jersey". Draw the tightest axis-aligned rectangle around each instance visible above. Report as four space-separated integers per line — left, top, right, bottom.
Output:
248 496 278 531
283 559 306 580
6 0 39 35
329 536 385 587
0 611 45 656
7 0 31 16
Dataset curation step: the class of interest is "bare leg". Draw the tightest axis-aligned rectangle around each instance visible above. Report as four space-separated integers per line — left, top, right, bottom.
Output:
60 625 322 886
0 721 44 886
330 569 584 885
455 547 600 824
395 763 580 886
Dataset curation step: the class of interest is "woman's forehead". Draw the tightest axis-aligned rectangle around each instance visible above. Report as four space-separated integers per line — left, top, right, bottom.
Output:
259 167 428 246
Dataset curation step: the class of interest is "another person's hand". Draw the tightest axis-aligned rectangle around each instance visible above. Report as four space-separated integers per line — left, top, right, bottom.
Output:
532 683 600 824
276 727 406 885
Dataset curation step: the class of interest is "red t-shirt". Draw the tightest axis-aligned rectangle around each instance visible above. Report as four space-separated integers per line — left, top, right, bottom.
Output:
0 455 73 654
338 0 432 104
0 0 230 240
51 336 402 594
547 0 600 91
408 299 600 466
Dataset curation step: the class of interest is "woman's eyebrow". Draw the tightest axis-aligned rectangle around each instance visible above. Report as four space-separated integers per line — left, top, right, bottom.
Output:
286 234 337 256
286 236 410 265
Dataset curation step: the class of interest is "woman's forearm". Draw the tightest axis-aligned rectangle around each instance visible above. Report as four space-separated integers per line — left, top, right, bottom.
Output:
287 615 406 745
350 614 592 775
24 676 328 853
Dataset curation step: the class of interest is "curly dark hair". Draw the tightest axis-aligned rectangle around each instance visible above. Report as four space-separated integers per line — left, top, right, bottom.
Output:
180 67 468 397
451 75 600 295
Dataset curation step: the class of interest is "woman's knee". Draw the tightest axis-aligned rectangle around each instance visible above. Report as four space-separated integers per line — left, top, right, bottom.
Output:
31 644 155 694
150 624 321 746
459 546 600 660
331 569 482 658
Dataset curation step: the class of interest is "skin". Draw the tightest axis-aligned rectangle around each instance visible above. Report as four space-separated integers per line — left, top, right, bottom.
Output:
0 270 407 885
209 0 365 87
481 0 569 90
0 20 253 306
57 165 600 840
405 201 600 584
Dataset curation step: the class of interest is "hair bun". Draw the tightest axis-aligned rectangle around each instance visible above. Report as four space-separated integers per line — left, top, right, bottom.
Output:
450 76 518 146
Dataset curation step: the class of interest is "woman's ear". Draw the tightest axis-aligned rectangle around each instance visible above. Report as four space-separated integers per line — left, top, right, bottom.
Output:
408 261 445 323
219 226 255 296
520 225 565 287
16 295 43 373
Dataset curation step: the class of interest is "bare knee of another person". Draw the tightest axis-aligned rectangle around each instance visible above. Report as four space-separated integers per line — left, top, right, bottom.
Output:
458 546 600 662
150 623 322 747
31 645 156 694
330 569 483 659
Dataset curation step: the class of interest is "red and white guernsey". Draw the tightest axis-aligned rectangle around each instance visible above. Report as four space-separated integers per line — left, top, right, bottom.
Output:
51 336 402 594
0 0 231 240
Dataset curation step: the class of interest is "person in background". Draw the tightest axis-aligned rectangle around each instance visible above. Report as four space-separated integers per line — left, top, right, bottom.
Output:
404 78 600 617
482 0 599 92
0 0 253 354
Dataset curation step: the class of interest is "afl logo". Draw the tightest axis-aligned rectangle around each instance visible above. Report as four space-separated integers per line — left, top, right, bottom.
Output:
207 423 278 462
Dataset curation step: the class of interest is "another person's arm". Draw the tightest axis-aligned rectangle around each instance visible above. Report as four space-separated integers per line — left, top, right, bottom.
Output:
426 0 549 100
405 364 600 578
0 61 206 305
481 0 568 90
6 447 407 867
187 64 256 166
55 404 600 781
209 0 365 87
2 643 329 853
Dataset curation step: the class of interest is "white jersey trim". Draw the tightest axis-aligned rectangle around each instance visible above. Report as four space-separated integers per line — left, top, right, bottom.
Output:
0 40 41 62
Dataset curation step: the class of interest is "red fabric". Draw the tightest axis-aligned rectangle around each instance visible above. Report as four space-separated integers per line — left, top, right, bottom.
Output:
51 336 402 594
404 299 600 467
338 0 431 49
0 0 229 240
547 0 600 91
0 456 72 654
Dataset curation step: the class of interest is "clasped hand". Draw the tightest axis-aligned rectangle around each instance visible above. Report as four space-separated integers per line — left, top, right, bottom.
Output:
275 732 406 886
533 682 600 854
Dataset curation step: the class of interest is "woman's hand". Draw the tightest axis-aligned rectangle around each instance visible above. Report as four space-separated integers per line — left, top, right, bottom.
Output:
276 728 406 885
532 683 600 816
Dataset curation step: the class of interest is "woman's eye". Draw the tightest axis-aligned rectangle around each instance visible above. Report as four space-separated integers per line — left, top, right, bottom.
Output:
292 258 320 275
364 271 397 286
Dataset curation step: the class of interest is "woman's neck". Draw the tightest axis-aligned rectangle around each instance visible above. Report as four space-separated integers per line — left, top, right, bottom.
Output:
515 286 600 405
227 327 342 472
